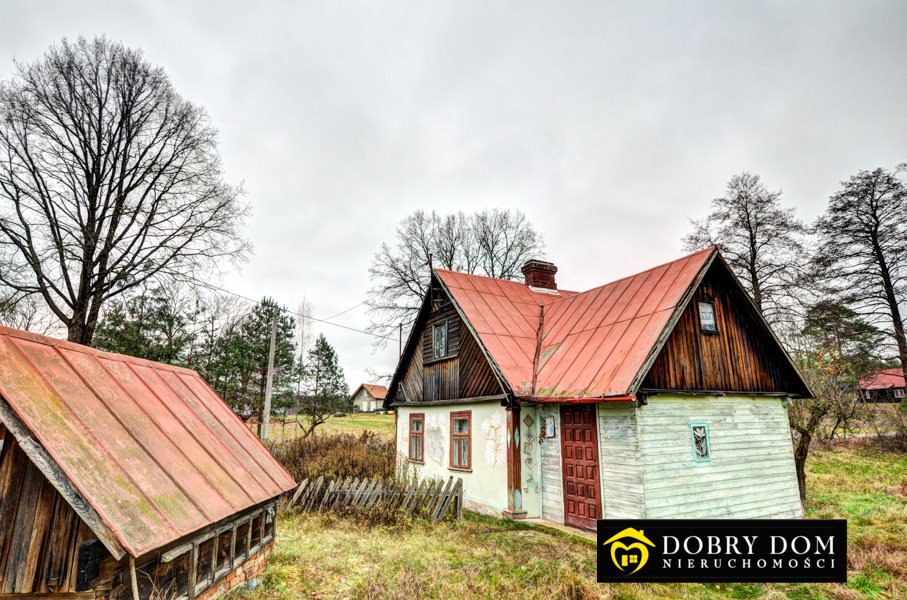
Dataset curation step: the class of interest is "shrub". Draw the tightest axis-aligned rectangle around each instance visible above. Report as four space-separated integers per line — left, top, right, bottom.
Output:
268 431 396 482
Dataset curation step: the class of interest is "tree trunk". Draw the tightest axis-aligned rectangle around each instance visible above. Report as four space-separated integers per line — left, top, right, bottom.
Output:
875 243 907 411
793 430 812 501
66 318 96 345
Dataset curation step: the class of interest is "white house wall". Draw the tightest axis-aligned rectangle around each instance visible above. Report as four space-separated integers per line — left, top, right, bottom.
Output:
396 402 509 515
596 403 646 519
635 395 803 519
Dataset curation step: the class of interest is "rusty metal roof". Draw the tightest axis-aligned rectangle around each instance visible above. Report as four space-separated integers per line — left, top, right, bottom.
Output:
436 247 715 399
860 368 906 390
354 383 388 400
0 326 296 559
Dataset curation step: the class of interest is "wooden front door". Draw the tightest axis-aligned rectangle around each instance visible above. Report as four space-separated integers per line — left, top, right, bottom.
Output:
560 404 602 530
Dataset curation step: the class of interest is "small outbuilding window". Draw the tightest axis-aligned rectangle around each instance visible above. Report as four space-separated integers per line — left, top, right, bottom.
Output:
895 389 905 399
698 301 718 333
433 322 448 359
450 411 471 470
408 413 424 462
690 422 711 463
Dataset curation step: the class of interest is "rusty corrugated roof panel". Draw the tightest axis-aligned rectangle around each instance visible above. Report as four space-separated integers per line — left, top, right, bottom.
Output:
0 326 296 558
435 247 715 399
860 368 906 390
361 384 388 399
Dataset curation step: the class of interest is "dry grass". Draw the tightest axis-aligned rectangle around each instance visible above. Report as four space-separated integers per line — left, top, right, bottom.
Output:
265 413 396 442
268 431 395 482
229 443 906 600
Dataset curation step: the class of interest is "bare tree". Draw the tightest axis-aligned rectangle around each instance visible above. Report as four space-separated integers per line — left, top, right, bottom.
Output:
683 173 807 327
367 209 544 340
0 37 249 345
814 167 907 383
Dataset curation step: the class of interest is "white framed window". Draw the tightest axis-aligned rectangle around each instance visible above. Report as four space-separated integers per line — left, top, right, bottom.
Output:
433 322 448 359
698 301 718 333
895 389 905 399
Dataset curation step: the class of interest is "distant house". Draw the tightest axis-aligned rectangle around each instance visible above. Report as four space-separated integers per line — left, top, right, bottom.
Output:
860 368 906 403
0 325 295 598
384 247 812 530
351 383 388 412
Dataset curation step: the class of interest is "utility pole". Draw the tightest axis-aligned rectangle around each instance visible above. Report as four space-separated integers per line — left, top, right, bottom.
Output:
262 308 278 441
399 322 403 358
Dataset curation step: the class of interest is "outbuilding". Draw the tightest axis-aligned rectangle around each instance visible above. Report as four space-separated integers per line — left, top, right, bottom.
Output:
350 384 388 412
0 326 296 598
384 247 811 530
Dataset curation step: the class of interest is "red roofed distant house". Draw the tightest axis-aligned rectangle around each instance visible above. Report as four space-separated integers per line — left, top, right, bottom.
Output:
860 368 906 403
351 383 388 412
384 247 812 530
0 326 295 598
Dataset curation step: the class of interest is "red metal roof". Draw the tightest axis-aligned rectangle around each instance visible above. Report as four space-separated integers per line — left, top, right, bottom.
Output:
860 368 906 390
359 384 388 400
436 247 715 399
0 325 296 558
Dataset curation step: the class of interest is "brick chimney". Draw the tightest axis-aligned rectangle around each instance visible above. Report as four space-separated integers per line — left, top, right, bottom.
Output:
521 259 558 290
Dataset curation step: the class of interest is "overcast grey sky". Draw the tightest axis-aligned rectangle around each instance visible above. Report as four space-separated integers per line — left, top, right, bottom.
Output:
1 1 905 391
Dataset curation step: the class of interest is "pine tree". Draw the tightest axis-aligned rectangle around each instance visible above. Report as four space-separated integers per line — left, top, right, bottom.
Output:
296 334 349 437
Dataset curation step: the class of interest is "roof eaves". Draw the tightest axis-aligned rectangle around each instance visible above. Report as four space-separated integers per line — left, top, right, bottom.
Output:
434 273 514 400
0 394 128 560
626 247 718 396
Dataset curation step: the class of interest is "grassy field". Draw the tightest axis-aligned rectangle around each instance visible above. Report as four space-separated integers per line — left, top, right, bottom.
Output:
229 443 906 600
265 413 396 441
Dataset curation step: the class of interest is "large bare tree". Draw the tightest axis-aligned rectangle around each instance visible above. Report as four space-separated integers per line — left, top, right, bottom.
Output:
0 37 248 344
814 166 907 382
683 172 807 327
367 209 544 340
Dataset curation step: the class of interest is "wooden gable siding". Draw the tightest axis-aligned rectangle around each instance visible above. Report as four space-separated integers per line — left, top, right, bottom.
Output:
398 284 502 403
0 433 97 594
642 263 804 394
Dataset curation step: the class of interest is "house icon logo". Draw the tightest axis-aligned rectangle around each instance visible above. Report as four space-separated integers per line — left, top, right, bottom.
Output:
602 527 655 575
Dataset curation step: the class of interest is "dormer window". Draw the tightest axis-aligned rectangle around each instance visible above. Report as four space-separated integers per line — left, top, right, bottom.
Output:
698 301 718 333
433 322 448 359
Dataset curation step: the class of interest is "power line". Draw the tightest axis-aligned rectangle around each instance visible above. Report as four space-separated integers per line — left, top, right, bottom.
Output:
195 281 396 341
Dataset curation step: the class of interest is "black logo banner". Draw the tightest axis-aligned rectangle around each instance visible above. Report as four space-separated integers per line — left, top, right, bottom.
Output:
597 519 847 583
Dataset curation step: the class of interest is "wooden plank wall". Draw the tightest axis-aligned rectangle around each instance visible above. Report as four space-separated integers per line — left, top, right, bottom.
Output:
642 265 805 394
399 285 502 403
539 406 564 523
458 331 501 399
421 297 461 363
596 405 646 519
635 396 803 518
0 434 97 594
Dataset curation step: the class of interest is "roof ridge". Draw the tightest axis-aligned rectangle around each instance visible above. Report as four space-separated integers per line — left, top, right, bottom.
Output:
435 247 716 310
0 324 198 376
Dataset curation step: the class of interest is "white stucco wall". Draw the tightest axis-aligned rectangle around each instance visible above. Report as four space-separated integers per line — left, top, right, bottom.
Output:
396 402 509 515
635 395 803 519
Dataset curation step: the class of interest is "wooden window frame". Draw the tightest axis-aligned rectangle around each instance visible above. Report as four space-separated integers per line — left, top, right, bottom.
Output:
697 300 719 334
449 410 472 471
690 421 711 464
408 413 425 463
432 320 448 359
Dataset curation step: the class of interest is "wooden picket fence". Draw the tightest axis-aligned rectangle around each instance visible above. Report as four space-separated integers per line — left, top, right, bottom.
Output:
286 475 464 521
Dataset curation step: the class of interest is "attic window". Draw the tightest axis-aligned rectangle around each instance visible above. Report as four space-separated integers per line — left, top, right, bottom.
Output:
433 322 448 359
698 301 718 333
690 422 711 463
